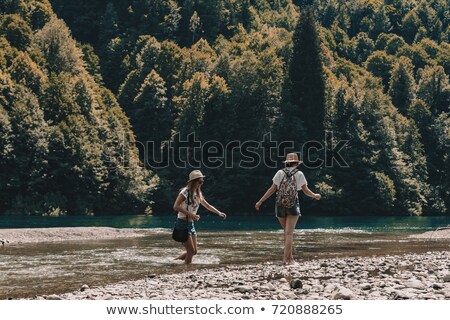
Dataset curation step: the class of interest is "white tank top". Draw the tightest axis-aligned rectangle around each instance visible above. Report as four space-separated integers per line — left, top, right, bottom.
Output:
177 187 200 219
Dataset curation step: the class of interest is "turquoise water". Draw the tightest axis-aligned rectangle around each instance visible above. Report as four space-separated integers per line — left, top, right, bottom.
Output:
1 214 449 232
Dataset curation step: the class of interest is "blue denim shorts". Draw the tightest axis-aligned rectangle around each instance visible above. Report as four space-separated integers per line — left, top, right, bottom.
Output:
275 200 301 218
174 218 197 237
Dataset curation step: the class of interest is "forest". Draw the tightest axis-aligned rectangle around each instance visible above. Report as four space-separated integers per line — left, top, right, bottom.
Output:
0 0 449 216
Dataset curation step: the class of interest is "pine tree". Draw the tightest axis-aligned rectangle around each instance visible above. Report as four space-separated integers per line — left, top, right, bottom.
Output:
288 6 325 141
388 57 416 115
417 65 449 115
35 18 83 75
0 14 33 51
190 11 202 44
132 69 170 147
99 2 119 46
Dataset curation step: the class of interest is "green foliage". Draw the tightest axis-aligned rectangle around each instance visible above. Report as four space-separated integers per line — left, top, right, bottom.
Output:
289 6 325 141
0 14 32 51
365 50 393 90
2 0 450 215
0 2 156 216
132 69 171 145
417 65 449 114
388 56 416 115
35 18 83 75
433 113 450 209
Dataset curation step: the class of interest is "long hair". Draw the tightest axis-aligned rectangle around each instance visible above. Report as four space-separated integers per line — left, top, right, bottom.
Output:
185 179 204 204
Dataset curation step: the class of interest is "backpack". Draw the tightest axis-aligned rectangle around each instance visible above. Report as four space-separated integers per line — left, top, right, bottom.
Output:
276 168 298 208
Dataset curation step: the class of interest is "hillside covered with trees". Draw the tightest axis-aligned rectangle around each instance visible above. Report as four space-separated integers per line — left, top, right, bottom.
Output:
1 0 449 216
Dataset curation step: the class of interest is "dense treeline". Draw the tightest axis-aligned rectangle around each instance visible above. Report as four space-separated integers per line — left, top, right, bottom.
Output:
0 0 156 216
1 0 449 216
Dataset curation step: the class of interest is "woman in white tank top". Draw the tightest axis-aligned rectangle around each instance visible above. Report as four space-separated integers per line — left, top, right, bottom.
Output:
173 170 227 264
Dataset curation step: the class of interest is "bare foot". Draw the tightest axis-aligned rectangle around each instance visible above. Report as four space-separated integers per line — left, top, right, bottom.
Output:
175 253 186 260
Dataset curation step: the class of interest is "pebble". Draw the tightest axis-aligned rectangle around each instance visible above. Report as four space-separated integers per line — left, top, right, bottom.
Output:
290 279 303 289
360 283 372 290
404 279 426 290
28 251 450 300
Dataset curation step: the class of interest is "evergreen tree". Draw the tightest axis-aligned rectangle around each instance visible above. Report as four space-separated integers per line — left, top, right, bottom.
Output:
366 50 393 91
0 14 32 51
388 56 416 115
433 113 450 210
370 5 392 39
288 6 325 141
189 11 202 44
132 69 171 149
99 2 119 46
417 65 449 115
401 11 421 44
35 18 83 75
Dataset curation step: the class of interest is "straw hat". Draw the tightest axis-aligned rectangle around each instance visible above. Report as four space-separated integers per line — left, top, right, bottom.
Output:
282 152 302 163
188 170 206 182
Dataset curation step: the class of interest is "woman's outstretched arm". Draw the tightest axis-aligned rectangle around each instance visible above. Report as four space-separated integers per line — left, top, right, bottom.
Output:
200 199 227 219
255 183 277 211
301 184 321 200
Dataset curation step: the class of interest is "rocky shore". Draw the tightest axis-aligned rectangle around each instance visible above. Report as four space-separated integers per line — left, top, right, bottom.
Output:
35 251 450 300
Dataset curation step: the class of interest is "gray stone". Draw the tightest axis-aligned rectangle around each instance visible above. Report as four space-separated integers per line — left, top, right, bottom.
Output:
382 268 396 275
332 287 355 300
45 295 63 300
290 279 303 289
392 290 416 300
443 274 450 282
404 279 426 290
346 272 356 278
398 262 415 272
432 283 443 290
360 283 372 290
80 284 89 292
235 286 254 294
311 284 324 292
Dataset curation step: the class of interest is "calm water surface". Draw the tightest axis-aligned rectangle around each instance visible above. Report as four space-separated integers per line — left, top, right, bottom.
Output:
1 215 450 299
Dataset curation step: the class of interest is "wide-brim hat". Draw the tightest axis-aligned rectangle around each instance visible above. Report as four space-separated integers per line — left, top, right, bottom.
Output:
282 152 302 163
188 170 206 182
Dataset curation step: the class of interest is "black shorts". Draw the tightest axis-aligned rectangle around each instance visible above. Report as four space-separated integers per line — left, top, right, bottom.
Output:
275 201 301 218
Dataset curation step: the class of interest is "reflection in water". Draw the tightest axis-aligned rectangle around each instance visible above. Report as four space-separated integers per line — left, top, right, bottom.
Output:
1 230 449 299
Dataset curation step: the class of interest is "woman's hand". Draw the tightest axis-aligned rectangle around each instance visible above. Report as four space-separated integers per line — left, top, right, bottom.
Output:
313 193 321 200
187 211 200 221
218 212 227 219
255 201 262 211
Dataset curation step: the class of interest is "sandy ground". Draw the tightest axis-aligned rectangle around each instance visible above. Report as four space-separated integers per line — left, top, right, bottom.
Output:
409 228 450 239
0 227 149 244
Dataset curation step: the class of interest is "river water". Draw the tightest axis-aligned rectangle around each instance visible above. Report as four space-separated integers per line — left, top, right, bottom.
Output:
1 215 450 299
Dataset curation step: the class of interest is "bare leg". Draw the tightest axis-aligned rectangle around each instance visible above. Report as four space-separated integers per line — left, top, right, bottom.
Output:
284 215 300 264
175 236 197 261
277 217 287 263
191 236 198 256
183 236 196 264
